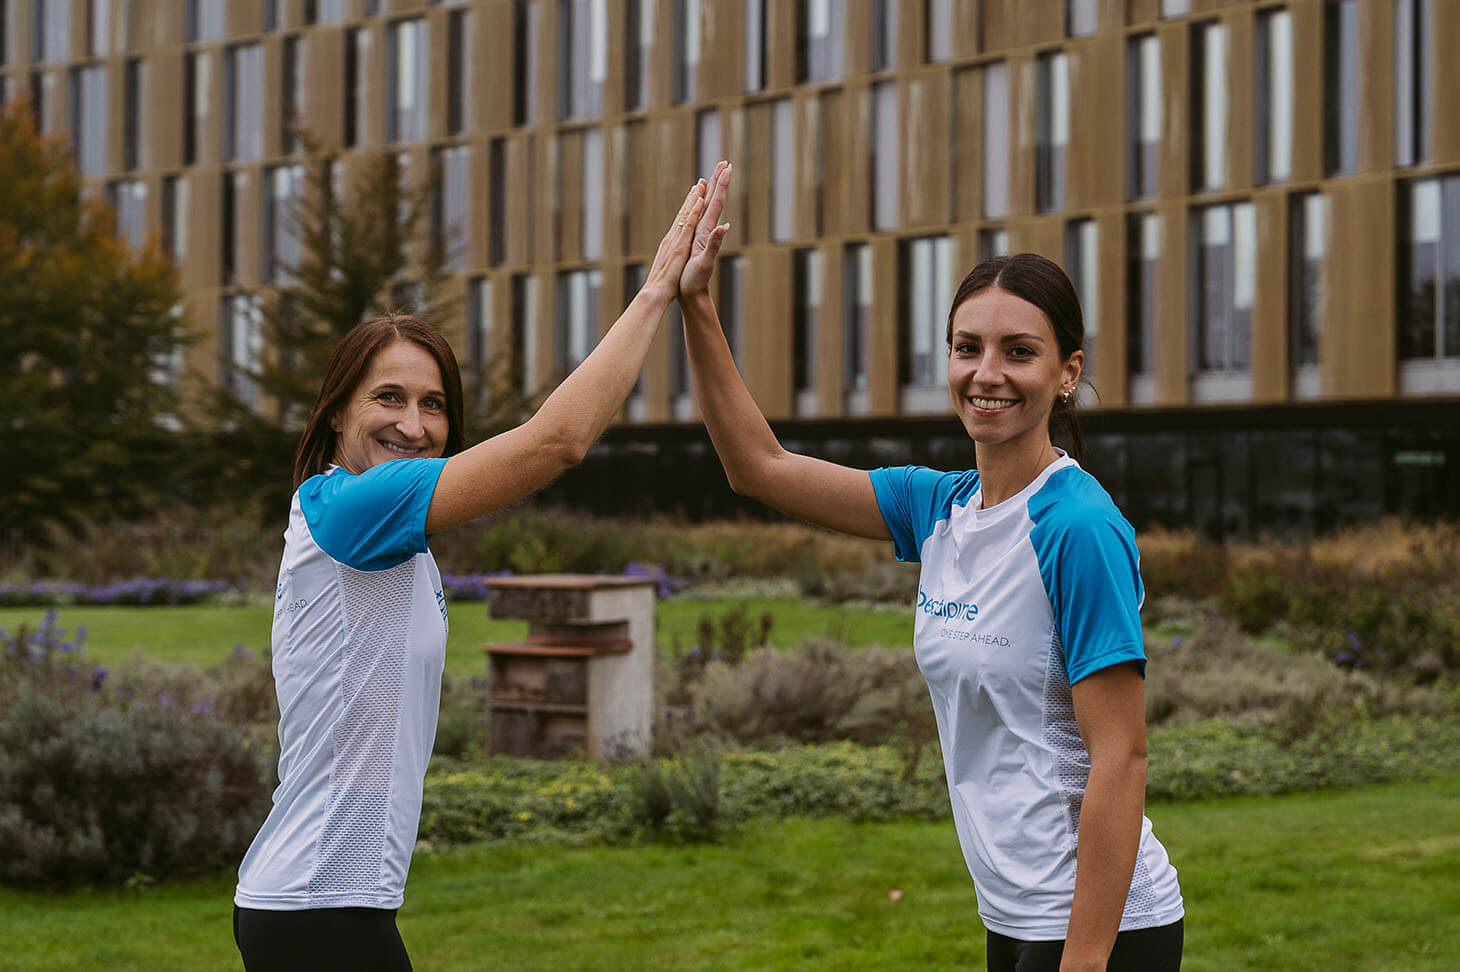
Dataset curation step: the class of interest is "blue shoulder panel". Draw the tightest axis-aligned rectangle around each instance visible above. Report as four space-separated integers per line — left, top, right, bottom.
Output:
1027 467 1147 685
868 466 980 563
300 458 449 572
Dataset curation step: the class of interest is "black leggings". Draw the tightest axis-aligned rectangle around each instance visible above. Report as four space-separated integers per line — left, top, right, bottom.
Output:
987 919 1183 972
233 906 413 972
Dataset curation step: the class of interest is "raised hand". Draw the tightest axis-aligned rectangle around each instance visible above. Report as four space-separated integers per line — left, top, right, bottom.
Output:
642 182 707 303
680 161 732 298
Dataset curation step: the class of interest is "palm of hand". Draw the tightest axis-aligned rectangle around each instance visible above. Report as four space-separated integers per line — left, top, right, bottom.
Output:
679 161 731 299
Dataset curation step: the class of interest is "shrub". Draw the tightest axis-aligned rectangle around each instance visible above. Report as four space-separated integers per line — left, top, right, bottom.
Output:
0 617 275 889
433 671 487 759
686 639 929 749
618 740 727 843
797 559 920 605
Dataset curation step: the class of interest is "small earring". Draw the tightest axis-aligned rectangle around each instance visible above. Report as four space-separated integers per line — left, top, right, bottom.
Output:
1062 388 1075 402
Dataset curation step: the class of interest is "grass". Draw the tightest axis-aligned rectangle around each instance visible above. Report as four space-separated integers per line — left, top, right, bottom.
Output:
2 775 1457 970
0 598 915 680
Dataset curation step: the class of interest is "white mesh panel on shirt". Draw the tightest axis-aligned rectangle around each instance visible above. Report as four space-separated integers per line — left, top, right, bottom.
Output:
1042 631 1088 843
1045 630 1161 921
306 560 415 897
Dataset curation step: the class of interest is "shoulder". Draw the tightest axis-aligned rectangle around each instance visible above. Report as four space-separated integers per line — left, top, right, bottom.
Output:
1027 465 1133 543
300 459 446 516
870 465 980 514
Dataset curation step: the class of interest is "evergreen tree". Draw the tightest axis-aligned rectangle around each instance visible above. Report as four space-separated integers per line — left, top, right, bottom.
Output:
0 103 187 540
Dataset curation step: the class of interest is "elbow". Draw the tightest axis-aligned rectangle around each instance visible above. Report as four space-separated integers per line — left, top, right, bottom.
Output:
539 427 591 471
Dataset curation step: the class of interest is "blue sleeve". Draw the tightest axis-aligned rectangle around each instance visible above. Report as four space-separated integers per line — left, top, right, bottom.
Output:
868 466 977 563
1029 486 1147 686
300 458 449 571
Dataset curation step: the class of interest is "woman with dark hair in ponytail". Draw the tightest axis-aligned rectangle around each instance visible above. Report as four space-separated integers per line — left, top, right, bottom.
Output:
677 163 1184 971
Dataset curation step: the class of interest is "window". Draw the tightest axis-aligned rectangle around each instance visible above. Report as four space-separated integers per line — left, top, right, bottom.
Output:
263 164 304 283
1395 0 1431 168
489 137 506 265
1066 219 1098 384
447 6 474 134
1126 212 1159 384
844 243 872 404
1 1 9 67
70 65 107 176
871 81 899 231
1191 21 1228 192
1126 35 1160 200
433 146 470 271
1191 202 1256 381
35 0 72 61
110 179 147 248
512 273 539 395
184 52 209 165
88 0 111 56
345 27 369 147
560 0 606 120
282 35 305 154
797 0 844 84
771 98 794 242
626 0 652 108
186 0 225 44
515 0 540 124
582 127 604 259
221 171 247 285
719 254 744 361
224 44 263 162
869 0 897 72
925 0 951 62
978 227 1008 262
309 0 347 25
900 235 952 391
29 70 49 134
1398 175 1460 367
624 263 647 413
982 62 1008 218
1067 0 1096 38
386 19 428 143
555 269 601 374
1324 0 1357 176
1035 51 1069 213
793 249 821 407
162 174 189 262
1254 9 1293 184
696 109 721 186
1161 0 1190 16
671 0 700 104
467 277 492 383
220 294 263 408
1290 193 1328 383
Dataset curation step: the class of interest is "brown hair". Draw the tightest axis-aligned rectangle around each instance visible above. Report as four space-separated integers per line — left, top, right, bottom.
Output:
292 313 466 488
944 253 1088 462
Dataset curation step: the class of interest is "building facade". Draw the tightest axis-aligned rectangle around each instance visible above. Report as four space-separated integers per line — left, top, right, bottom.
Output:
3 0 1458 534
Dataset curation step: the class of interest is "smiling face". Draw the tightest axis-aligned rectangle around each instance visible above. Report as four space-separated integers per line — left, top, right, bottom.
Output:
329 339 450 474
947 286 1083 455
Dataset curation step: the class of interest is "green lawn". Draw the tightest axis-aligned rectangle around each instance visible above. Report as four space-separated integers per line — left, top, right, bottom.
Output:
0 598 914 679
3 776 1457 970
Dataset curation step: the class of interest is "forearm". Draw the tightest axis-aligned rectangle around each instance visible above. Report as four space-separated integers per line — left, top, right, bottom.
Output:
527 287 672 461
1062 754 1147 971
680 290 785 495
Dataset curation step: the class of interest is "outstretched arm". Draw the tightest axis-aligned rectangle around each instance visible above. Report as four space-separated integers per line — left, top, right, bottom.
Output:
425 183 707 533
678 162 891 541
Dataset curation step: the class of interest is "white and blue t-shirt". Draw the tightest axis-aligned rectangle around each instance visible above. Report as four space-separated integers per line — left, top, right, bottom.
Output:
236 457 450 911
870 453 1184 940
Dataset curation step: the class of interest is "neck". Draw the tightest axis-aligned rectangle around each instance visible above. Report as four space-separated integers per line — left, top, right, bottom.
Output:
973 433 1061 509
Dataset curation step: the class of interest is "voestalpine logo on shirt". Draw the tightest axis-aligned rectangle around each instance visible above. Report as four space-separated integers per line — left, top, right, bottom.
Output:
917 588 979 622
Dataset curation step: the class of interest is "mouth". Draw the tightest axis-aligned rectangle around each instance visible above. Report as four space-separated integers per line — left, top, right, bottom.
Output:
967 396 1017 412
376 438 425 457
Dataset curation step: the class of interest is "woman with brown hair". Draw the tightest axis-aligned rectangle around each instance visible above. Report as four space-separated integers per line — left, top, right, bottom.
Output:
675 162 1183 971
231 184 710 971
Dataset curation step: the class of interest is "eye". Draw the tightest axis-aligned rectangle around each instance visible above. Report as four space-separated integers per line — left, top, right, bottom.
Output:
1008 345 1035 358
422 397 444 412
953 342 978 355
377 390 401 403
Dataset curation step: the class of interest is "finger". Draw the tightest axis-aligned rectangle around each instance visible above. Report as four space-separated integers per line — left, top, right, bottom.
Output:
704 162 731 229
693 163 728 238
700 223 730 264
672 182 702 226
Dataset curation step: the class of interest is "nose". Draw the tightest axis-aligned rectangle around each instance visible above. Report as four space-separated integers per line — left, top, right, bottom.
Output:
396 404 425 441
971 350 1003 388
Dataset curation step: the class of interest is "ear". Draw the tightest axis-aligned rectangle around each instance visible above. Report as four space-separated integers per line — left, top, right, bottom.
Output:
328 411 341 433
1063 348 1085 388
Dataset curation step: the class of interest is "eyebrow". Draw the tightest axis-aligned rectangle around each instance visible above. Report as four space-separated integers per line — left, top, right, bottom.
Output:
951 330 1048 343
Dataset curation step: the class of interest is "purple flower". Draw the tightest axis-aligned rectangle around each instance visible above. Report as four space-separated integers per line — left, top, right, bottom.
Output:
92 665 109 689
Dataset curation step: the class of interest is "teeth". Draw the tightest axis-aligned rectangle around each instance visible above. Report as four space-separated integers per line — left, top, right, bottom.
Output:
379 440 416 454
970 397 1015 410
